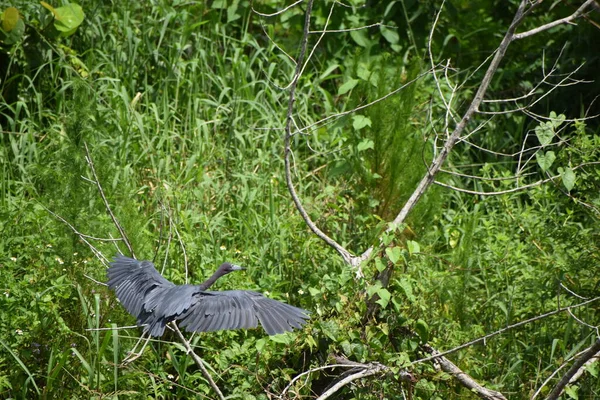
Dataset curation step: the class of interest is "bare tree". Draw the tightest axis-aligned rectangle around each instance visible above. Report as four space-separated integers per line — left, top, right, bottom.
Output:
256 0 599 398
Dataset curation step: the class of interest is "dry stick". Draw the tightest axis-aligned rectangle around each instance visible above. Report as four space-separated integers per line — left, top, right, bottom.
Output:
83 142 135 258
279 363 372 398
170 322 226 400
413 296 600 366
421 347 507 400
513 0 597 40
315 363 389 400
546 338 600 400
282 0 354 266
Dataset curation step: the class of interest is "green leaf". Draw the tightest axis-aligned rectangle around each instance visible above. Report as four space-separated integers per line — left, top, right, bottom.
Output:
535 122 554 146
406 240 420 255
380 26 399 44
269 332 294 344
549 111 566 128
565 384 579 399
44 2 85 37
398 277 415 302
415 319 429 342
536 151 556 171
255 338 267 351
338 78 358 95
2 7 19 32
366 281 382 298
560 167 576 191
375 288 391 309
350 29 370 47
352 115 372 131
357 138 374 152
319 63 340 81
0 17 24 44
375 257 386 273
385 247 401 264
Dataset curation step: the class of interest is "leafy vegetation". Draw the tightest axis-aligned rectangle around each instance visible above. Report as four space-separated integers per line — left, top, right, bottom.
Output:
1 0 599 399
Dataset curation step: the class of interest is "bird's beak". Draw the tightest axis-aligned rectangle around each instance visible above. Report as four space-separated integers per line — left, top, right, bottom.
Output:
231 264 245 271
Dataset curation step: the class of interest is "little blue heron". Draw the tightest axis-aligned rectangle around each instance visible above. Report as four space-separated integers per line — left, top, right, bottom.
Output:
107 255 309 337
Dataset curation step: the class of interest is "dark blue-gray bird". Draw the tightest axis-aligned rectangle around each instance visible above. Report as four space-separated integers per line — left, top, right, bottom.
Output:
107 255 310 337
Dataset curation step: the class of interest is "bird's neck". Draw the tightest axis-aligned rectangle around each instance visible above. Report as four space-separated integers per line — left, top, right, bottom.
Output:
198 271 221 290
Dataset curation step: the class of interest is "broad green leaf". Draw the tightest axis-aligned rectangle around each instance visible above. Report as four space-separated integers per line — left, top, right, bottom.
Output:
2 7 19 32
406 240 420 255
357 138 374 152
352 115 372 131
374 257 386 272
338 78 358 95
380 26 399 44
319 63 340 81
227 2 240 23
549 111 566 128
350 29 370 47
366 281 382 298
560 167 576 191
535 122 554 146
536 151 556 171
385 246 401 264
44 2 85 36
398 277 415 302
415 319 429 342
269 332 293 344
255 338 267 351
1 17 24 44
375 288 391 308
564 384 579 399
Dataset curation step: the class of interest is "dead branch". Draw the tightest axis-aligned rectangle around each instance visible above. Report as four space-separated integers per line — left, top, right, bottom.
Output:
84 142 135 258
171 322 226 400
546 338 600 400
412 296 600 366
513 0 597 40
315 363 389 400
421 344 507 400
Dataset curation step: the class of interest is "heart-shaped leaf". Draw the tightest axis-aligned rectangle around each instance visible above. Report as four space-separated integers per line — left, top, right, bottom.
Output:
386 247 401 264
559 167 576 191
536 151 556 172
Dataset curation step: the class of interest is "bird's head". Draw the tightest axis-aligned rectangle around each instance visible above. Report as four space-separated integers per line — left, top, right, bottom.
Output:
218 262 245 276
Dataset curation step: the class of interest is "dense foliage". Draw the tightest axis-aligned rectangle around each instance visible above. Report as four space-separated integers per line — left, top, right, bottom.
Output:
1 0 599 399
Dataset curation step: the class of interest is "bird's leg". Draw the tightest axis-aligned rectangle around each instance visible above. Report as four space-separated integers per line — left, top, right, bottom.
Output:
121 333 151 365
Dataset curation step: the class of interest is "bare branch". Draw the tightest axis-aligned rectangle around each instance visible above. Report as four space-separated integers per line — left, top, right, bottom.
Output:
283 0 357 266
422 345 507 400
434 161 600 196
316 363 389 400
252 0 304 18
546 338 600 400
513 0 597 40
412 296 600 366
171 322 226 400
84 142 135 258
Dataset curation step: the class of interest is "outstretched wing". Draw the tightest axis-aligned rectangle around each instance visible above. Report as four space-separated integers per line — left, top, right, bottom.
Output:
107 255 175 320
178 290 310 336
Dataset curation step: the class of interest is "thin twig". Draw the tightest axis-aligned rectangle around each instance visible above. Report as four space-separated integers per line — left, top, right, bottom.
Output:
315 363 388 400
171 322 226 400
513 0 596 40
546 338 600 400
412 296 600 366
84 142 135 258
282 0 355 265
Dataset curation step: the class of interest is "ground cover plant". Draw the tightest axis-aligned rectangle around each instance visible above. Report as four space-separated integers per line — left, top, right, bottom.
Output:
1 0 599 399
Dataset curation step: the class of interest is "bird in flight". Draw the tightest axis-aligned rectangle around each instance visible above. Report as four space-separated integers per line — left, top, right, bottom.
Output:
107 255 310 337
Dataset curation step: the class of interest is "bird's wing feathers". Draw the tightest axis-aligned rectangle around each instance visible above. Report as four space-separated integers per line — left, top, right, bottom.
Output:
107 255 175 319
178 290 309 335
108 255 310 337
